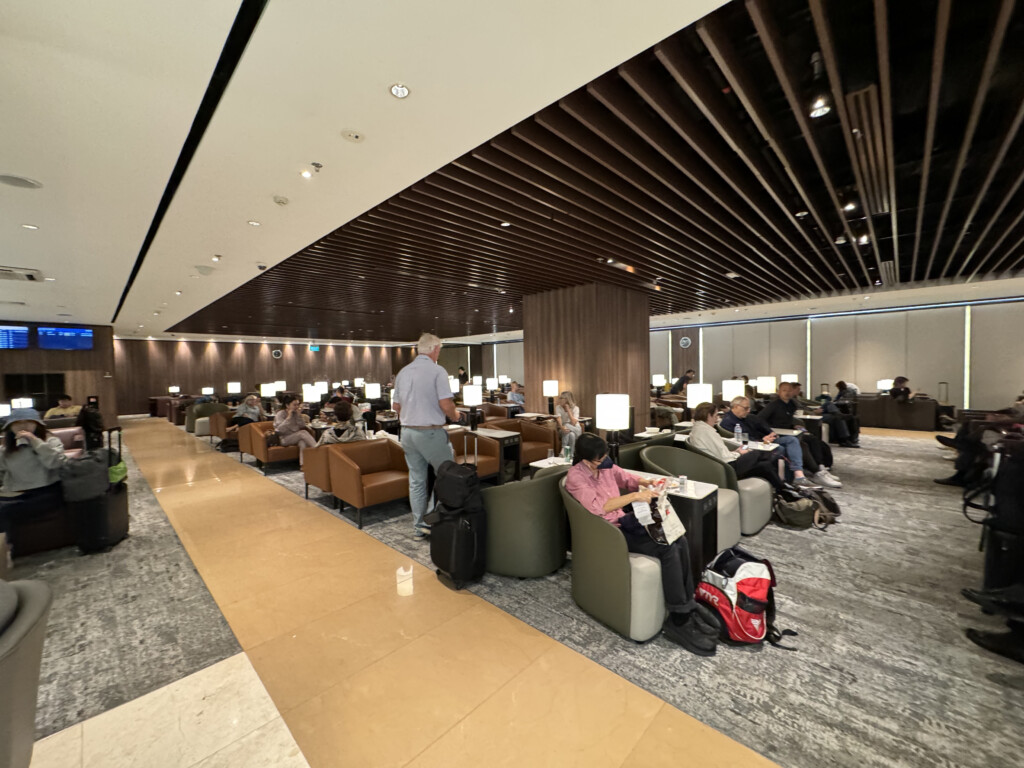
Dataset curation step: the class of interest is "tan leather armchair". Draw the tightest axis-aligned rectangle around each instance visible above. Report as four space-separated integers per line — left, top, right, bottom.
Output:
208 410 231 444
327 439 409 528
302 444 334 503
238 421 300 474
487 418 559 465
447 428 500 480
479 403 508 422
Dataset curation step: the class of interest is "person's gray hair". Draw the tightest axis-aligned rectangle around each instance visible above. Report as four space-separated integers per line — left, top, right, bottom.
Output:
730 396 749 407
416 333 442 354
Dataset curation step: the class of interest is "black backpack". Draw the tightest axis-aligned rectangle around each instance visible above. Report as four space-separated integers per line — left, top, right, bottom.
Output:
432 459 483 512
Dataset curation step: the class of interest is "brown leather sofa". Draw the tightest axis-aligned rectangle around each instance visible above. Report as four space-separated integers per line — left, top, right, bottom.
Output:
327 439 409 528
238 421 300 474
485 418 559 465
447 428 500 480
49 427 86 460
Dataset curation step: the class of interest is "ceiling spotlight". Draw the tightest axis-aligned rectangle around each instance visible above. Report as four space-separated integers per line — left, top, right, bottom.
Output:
300 170 312 179
509 307 514 313
809 97 831 118
44 277 56 282
500 222 512 228
390 83 410 99
606 258 614 264
808 53 831 118
844 202 857 212
874 280 882 286
858 235 869 246
138 324 144 328
864 296 871 300
153 312 160 316
247 220 260 227
794 210 809 218
175 290 182 295
835 235 847 245
211 255 221 262
725 271 740 279
20 223 38 230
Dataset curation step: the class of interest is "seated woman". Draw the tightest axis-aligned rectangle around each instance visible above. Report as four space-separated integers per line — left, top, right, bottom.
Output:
554 391 582 458
565 433 718 656
0 408 67 558
229 394 266 432
688 402 789 493
274 395 317 466
317 401 366 446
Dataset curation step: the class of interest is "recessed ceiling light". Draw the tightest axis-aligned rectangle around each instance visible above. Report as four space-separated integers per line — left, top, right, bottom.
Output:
735 309 740 312
138 324 144 328
190 274 200 279
300 170 312 179
153 312 160 316
725 272 740 279
390 83 410 99
44 277 56 282
211 255 221 262
864 296 871 300
509 308 514 313
500 222 511 228
175 290 182 295
858 235 869 245
20 223 38 230
0 174 43 189
247 220 260 227
844 202 857 212
794 210 809 218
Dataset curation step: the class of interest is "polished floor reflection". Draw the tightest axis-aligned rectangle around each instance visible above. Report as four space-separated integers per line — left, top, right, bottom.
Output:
35 418 775 768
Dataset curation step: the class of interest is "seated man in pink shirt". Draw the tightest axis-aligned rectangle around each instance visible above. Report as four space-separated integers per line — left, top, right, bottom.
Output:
565 433 719 656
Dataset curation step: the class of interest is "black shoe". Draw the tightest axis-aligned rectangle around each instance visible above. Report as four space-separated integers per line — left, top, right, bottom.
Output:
966 627 1024 664
692 604 722 636
936 435 957 448
962 585 1024 615
663 617 717 656
838 440 857 448
934 475 966 487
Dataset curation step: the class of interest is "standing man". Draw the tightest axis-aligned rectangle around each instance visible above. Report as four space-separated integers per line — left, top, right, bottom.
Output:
393 333 464 539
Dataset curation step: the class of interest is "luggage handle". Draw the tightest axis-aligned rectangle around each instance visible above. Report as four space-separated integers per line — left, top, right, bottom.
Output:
463 432 478 467
104 426 123 467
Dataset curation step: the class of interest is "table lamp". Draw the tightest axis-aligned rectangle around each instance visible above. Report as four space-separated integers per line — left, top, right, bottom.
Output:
0 404 11 418
756 376 776 395
449 378 460 394
274 380 287 391
486 377 498 403
332 382 342 389
463 385 483 430
260 383 277 398
365 382 382 399
302 384 319 403
652 374 667 389
201 387 214 396
11 398 32 409
354 377 365 387
472 375 482 386
686 383 713 410
781 374 799 384
877 379 895 391
721 380 744 403
595 393 630 464
226 382 242 394
168 385 180 394
315 381 329 395
543 379 559 415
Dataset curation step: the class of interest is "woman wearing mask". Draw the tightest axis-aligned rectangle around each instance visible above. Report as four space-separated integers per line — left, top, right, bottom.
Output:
0 408 67 557
554 391 582 459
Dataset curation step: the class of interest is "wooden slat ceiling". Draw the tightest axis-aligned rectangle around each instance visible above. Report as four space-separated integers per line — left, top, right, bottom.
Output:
173 0 1024 342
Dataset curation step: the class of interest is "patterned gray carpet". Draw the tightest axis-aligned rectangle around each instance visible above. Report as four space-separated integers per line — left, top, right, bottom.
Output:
10 431 240 739
249 435 1024 768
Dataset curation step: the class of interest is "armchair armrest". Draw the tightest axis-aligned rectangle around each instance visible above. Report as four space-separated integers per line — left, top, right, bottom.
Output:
303 445 332 494
386 440 407 471
328 447 366 508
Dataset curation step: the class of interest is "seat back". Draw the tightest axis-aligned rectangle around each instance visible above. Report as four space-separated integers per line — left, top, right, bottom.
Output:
0 581 53 768
480 403 507 421
49 427 85 457
680 442 740 491
559 479 633 638
332 439 397 474
208 410 230 440
644 444 733 490
238 421 274 459
481 468 568 577
302 445 333 493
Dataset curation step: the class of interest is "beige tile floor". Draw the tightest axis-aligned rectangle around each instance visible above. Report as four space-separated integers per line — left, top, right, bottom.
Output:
35 418 779 768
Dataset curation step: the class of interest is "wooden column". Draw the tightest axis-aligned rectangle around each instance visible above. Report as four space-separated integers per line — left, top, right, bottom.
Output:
670 327 701 380
523 284 649 429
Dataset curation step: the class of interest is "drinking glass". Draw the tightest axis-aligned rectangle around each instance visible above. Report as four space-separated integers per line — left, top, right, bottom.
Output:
547 449 555 460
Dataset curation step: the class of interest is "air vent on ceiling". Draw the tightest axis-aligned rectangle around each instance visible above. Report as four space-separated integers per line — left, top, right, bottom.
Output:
846 85 890 216
879 260 898 286
0 265 43 282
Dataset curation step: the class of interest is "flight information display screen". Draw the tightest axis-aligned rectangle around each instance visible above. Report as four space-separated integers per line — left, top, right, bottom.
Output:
37 326 94 350
0 325 29 349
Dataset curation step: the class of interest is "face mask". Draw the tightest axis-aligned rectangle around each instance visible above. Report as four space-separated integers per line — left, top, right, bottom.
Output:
597 456 614 470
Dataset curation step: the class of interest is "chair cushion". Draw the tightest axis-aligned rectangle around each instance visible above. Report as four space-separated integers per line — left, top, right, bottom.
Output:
0 579 17 635
736 477 773 535
628 553 667 642
455 455 499 478
362 470 409 506
267 445 300 462
194 417 211 436
717 488 742 550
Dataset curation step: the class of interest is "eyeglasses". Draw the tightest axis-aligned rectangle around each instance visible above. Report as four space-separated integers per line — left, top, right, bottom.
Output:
735 405 750 412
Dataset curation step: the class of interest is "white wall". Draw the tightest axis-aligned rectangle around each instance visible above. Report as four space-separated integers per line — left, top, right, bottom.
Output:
701 325 734 386
768 319 806 381
908 307 964 406
495 341 524 383
649 330 670 379
970 303 1024 410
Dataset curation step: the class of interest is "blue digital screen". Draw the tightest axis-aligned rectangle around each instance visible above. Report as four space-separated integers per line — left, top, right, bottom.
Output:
0 325 29 349
37 326 94 350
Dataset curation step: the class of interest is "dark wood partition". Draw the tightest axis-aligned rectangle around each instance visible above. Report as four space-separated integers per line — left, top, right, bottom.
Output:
523 284 649 428
671 327 701 380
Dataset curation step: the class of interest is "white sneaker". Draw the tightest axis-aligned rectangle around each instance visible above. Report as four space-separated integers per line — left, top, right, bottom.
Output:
825 469 842 482
813 470 842 488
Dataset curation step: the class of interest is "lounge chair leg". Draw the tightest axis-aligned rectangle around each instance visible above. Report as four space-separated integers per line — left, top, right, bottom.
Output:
304 482 309 499
357 508 363 529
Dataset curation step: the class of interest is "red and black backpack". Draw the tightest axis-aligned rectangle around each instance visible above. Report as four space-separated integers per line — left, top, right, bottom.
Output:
696 546 797 649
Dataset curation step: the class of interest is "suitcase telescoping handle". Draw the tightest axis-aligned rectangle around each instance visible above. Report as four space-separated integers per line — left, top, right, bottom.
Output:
464 432 477 467
104 426 123 466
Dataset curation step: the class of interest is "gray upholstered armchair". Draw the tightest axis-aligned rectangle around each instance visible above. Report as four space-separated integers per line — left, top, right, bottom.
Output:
558 478 666 642
680 442 772 536
0 580 53 768
639 444 742 551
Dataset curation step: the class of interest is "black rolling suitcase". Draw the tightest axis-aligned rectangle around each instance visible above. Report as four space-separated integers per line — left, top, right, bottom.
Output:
427 435 487 590
963 435 1024 589
69 427 129 554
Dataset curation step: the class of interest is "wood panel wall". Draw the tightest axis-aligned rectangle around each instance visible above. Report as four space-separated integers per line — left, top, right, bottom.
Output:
671 327 701 381
0 323 118 427
523 284 650 429
114 340 405 415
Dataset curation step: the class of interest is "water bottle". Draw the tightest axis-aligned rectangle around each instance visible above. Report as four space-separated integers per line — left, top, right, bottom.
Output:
734 423 742 444
677 475 688 496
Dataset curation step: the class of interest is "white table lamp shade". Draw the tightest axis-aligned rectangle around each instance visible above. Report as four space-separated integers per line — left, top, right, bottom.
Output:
226 382 242 394
877 379 895 391
652 374 667 387
486 377 498 391
201 387 214 396
11 398 32 409
332 382 342 389
354 378 365 387
756 376 776 394
342 380 350 386
595 394 630 430
168 386 180 394
780 374 799 383
365 383 382 399
498 375 510 384
542 379 559 397
274 380 287 390
463 385 483 407
302 384 319 402
260 383 277 398
449 378 460 393
686 383 713 407
721 380 745 402
472 375 482 386
0 404 11 418
315 381 329 394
